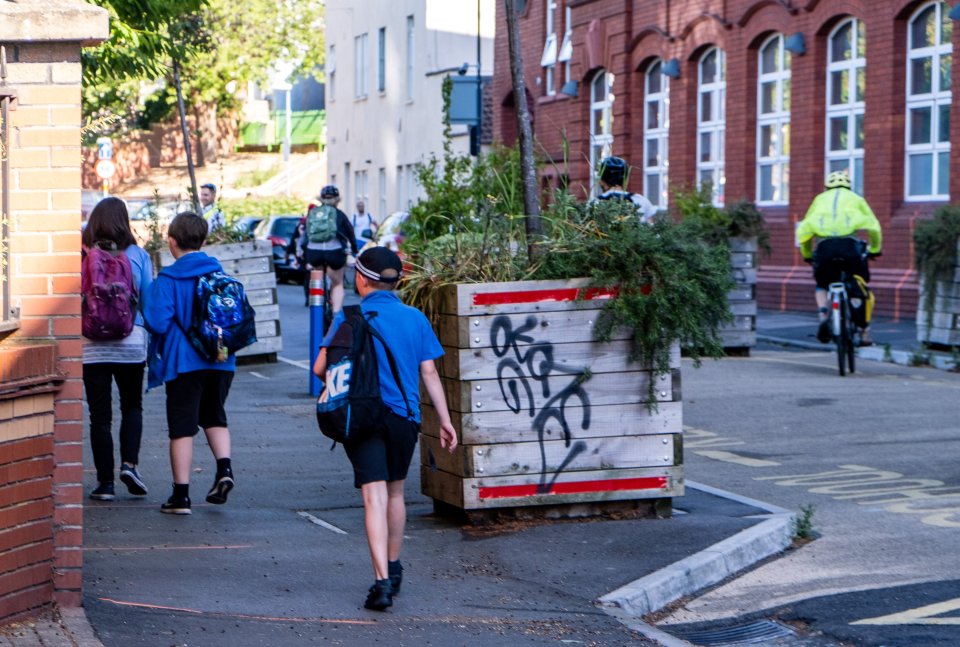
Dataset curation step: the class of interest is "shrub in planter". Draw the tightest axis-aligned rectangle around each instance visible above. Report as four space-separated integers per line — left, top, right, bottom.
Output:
914 204 960 326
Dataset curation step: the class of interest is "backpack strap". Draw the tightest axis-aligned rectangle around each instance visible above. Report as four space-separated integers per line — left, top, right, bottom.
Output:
363 310 416 421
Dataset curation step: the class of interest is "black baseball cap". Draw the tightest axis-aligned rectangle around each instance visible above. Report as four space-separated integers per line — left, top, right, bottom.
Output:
356 247 403 283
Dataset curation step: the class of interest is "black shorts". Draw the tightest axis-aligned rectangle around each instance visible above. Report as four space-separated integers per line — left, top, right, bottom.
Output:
305 248 347 271
165 370 234 439
813 238 869 289
343 412 420 488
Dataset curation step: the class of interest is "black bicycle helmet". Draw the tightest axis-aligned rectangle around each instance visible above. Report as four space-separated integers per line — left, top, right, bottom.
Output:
319 185 340 199
599 156 627 187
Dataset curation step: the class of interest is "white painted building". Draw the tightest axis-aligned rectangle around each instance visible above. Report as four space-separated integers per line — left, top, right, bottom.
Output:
324 0 494 220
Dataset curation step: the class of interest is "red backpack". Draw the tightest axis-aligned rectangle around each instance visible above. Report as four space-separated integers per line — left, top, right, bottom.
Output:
81 245 138 341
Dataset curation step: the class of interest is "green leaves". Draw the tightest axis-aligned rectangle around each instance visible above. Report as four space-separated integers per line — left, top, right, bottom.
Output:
915 204 960 319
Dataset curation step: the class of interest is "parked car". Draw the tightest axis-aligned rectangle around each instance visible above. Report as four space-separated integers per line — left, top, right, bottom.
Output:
130 200 191 222
255 215 304 283
233 216 264 239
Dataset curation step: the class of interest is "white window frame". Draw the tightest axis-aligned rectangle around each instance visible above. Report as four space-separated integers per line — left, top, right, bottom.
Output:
826 19 866 196
756 33 791 205
377 27 386 94
541 0 558 95
406 163 418 208
589 70 615 195
906 1 952 201
378 168 386 217
396 165 405 211
643 60 670 207
406 15 415 101
354 33 368 99
354 170 369 211
697 47 726 206
558 6 573 85
328 45 336 101
344 162 351 207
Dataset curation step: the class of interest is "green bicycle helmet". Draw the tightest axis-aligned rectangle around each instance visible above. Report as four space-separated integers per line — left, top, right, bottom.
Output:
825 170 851 190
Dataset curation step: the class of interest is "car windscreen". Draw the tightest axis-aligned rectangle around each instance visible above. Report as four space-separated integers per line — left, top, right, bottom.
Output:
273 218 301 241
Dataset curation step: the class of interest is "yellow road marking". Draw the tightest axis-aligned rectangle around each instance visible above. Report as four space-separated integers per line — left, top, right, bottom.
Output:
693 450 781 467
851 597 960 626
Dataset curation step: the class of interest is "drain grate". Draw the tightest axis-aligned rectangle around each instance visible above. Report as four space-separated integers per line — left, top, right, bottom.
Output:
669 619 796 645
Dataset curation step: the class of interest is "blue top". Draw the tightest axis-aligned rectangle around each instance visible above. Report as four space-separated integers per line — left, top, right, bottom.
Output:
144 251 236 387
125 245 153 327
321 290 443 422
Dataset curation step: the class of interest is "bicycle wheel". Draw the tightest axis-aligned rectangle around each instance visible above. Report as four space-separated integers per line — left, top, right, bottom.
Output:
322 270 333 334
845 301 857 374
835 297 847 377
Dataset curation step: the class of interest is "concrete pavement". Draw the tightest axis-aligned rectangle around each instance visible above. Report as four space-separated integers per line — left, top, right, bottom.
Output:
7 294 943 646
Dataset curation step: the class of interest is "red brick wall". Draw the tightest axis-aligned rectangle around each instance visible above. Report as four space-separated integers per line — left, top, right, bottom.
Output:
0 9 104 618
494 0 951 319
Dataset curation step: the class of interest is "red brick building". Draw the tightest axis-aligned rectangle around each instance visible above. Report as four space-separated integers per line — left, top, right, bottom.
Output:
493 0 959 318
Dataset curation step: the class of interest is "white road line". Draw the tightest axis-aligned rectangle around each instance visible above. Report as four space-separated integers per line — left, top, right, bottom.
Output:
297 511 348 535
693 450 781 467
851 596 960 625
278 356 310 370
249 371 268 380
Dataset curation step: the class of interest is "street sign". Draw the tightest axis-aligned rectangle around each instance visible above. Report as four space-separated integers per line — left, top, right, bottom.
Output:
95 159 116 180
96 136 113 160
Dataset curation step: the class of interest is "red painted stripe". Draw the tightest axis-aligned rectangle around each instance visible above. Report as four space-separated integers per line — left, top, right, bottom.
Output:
478 476 668 500
472 287 617 306
309 288 325 296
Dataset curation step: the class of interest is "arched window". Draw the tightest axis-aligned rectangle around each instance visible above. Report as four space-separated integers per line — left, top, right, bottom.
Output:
644 60 670 207
697 47 726 205
826 19 866 195
589 70 615 193
906 1 952 200
756 34 791 205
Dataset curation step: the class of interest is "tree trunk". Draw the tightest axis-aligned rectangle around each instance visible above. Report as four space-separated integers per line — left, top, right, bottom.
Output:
504 0 542 256
172 54 200 212
193 100 220 166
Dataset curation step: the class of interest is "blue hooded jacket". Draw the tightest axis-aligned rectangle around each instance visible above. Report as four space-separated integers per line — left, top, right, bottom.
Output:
144 251 236 388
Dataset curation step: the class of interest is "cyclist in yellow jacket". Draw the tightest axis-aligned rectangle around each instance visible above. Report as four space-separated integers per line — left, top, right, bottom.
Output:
797 171 882 345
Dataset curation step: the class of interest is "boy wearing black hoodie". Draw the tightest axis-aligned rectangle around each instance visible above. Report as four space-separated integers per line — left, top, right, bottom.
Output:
144 213 236 515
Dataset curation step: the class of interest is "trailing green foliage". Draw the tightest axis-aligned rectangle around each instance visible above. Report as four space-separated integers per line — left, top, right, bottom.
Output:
914 204 960 320
671 184 771 254
218 197 306 222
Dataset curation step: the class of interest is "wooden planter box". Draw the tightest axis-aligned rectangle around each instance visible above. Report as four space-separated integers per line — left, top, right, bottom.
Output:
719 237 757 350
159 240 282 359
419 278 683 513
917 241 960 346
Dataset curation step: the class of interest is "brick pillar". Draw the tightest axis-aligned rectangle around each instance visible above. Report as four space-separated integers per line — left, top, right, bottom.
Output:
0 0 108 619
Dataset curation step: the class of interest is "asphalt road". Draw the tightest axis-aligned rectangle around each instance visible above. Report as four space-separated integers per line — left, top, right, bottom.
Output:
659 348 960 646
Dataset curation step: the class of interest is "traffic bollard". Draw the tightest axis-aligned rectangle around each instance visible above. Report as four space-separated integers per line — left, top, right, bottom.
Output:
308 270 325 396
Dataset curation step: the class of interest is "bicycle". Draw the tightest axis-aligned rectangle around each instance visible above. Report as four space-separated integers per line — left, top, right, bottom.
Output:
827 272 859 376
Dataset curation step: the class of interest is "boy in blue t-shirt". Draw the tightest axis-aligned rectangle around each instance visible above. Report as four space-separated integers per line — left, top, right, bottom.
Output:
313 247 457 611
144 213 237 516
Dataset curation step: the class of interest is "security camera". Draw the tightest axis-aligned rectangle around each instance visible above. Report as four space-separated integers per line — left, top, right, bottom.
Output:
457 63 469 76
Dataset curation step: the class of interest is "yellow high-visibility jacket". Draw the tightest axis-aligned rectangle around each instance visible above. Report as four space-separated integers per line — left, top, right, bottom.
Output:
796 188 882 260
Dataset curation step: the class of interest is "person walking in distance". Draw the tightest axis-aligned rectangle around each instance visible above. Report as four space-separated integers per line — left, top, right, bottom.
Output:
300 185 358 315
82 197 153 501
351 199 379 250
199 183 225 232
595 155 658 223
143 213 237 515
313 247 457 611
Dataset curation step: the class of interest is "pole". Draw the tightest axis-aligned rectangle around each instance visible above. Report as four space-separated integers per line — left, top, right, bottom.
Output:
476 0 482 151
284 87 292 197
308 269 326 396
172 54 200 213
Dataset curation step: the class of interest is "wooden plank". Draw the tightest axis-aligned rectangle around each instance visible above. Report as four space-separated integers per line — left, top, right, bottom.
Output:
728 301 757 316
729 268 758 284
235 335 283 356
421 433 677 478
218 256 272 276
719 315 755 332
252 304 280 322
437 369 674 414
916 311 959 330
438 309 632 349
234 272 278 291
729 237 758 253
727 285 754 301
729 252 755 269
917 326 960 345
159 241 274 267
438 340 681 380
246 288 277 307
420 464 683 510
720 330 757 348
421 400 683 443
437 278 614 316
254 320 279 339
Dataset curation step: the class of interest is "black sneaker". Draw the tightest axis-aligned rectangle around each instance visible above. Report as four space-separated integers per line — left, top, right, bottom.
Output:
205 472 234 505
817 320 832 343
119 464 148 496
364 580 393 611
89 482 115 501
388 561 403 595
160 495 191 515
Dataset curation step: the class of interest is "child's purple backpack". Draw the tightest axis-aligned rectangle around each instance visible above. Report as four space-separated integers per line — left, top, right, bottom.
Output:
81 245 138 341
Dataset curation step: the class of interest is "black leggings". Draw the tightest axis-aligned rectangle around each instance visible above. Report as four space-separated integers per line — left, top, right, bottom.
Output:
83 362 145 483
